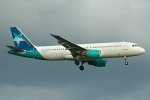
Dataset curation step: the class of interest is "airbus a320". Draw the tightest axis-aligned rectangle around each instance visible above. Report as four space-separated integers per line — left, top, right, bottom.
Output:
7 27 145 71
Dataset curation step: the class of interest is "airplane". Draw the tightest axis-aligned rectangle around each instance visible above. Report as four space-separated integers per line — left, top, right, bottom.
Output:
7 27 145 71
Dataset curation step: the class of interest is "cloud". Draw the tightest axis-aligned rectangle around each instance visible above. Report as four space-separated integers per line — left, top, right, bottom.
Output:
0 0 150 100
1 83 150 100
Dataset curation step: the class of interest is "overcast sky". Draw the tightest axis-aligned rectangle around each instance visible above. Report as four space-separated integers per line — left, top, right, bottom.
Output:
0 0 150 100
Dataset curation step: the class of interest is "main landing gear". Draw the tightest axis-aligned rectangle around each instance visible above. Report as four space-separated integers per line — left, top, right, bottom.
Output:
74 60 85 71
79 62 84 71
74 60 80 65
79 65 84 71
124 56 128 65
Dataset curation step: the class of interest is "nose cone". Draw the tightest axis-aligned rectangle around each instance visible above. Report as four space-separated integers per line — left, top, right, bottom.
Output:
140 48 145 54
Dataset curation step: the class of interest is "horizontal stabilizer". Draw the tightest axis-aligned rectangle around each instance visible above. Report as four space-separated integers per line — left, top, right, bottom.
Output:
7 46 26 52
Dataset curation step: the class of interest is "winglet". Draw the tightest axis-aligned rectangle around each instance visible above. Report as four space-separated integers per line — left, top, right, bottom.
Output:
50 33 54 37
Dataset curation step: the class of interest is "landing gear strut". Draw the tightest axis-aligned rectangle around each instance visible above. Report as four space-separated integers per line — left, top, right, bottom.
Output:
79 62 85 71
124 56 128 65
74 60 85 71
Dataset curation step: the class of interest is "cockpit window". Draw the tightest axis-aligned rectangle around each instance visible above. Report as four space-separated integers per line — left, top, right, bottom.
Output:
132 44 138 47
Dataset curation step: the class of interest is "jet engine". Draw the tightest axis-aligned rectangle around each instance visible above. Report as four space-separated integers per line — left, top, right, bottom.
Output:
82 50 104 58
88 58 107 67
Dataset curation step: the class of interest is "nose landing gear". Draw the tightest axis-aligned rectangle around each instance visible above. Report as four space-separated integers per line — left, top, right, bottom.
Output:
125 62 128 65
124 56 128 65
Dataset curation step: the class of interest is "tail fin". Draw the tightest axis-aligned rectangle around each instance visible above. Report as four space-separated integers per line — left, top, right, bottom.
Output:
10 27 34 49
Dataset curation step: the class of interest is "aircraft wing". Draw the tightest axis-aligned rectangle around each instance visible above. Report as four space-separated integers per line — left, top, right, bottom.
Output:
50 34 86 56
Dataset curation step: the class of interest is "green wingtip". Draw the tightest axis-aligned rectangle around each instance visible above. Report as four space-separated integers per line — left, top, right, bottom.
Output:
50 33 54 37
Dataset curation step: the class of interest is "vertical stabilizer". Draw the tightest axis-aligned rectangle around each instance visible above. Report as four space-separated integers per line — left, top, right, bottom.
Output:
10 27 34 49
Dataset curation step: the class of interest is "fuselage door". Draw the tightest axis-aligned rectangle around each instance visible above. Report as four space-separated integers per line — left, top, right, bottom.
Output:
123 42 128 50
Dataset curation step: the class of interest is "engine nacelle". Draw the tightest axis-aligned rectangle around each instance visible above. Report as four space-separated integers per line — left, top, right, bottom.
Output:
86 50 100 58
82 50 105 58
88 58 107 67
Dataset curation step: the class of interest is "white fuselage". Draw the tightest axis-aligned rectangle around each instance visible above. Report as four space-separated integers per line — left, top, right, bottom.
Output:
35 42 145 61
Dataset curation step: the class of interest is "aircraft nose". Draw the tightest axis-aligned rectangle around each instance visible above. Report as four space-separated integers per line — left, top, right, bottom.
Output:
140 48 145 54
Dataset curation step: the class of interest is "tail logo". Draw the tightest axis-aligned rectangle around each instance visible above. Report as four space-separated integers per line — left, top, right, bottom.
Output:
13 32 25 46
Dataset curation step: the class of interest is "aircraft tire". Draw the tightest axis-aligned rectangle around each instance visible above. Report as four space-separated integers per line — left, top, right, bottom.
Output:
79 66 84 71
125 62 128 65
75 60 80 65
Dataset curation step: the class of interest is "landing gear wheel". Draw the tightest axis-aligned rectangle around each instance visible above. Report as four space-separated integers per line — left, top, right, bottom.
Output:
75 60 80 65
79 66 84 71
125 62 128 65
124 56 128 65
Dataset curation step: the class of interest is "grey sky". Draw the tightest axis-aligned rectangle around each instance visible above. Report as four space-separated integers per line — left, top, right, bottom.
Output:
0 0 150 100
